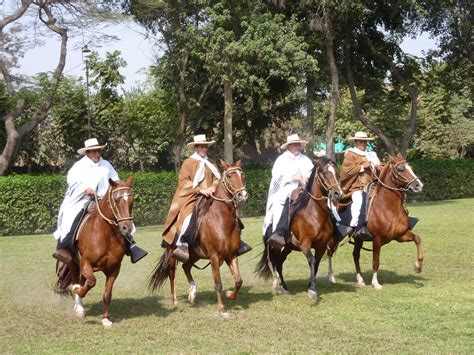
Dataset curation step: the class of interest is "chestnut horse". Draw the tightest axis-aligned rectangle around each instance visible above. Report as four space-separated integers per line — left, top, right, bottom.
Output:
53 177 134 328
327 154 424 289
148 160 248 317
256 158 343 301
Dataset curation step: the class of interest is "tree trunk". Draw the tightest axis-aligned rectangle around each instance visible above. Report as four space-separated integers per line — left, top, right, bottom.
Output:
224 77 233 163
343 41 396 155
305 74 315 137
324 15 338 161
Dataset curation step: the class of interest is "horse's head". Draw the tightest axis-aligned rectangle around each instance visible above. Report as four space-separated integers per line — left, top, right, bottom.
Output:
387 154 423 192
314 157 343 202
107 176 134 237
219 159 248 204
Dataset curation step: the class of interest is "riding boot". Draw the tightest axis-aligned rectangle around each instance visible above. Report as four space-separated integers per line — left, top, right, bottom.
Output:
267 232 287 249
237 240 252 256
334 224 354 245
125 234 148 264
172 243 189 263
52 249 72 264
354 225 372 241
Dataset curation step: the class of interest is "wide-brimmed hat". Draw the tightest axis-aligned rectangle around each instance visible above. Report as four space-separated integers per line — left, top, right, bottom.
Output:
280 134 308 150
347 131 374 141
187 134 216 148
77 138 107 155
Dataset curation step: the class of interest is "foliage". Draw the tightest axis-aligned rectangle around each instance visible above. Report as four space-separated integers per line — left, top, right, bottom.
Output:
1 159 472 236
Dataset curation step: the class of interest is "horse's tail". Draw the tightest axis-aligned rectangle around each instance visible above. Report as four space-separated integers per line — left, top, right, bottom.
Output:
147 247 172 293
52 261 73 296
255 238 273 280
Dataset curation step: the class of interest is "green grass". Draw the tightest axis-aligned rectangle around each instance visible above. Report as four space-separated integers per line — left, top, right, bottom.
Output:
1 199 473 353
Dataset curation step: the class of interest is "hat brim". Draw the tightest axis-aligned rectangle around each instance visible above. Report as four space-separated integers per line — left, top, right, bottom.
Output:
347 137 374 141
187 141 215 148
280 140 308 150
77 143 107 155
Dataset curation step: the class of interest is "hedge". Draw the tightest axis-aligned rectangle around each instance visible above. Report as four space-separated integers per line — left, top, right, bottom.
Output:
0 159 472 236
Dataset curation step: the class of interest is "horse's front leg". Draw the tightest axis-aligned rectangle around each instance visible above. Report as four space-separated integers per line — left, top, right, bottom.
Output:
182 255 199 305
352 239 366 286
326 243 336 284
301 244 318 301
70 259 96 298
371 237 383 290
397 230 423 273
101 266 121 328
210 256 228 318
225 256 242 300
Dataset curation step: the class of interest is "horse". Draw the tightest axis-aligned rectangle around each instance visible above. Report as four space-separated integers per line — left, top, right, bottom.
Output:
148 160 248 317
53 177 134 328
327 153 424 289
256 157 343 301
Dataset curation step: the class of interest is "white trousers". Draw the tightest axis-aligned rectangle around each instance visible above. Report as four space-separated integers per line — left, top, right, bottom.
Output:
350 190 364 227
176 214 192 245
263 183 297 235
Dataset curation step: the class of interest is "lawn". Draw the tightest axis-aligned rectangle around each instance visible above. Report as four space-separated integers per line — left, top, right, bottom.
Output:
1 199 473 353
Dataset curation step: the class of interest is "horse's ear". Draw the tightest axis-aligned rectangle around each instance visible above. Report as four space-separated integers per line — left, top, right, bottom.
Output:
127 176 133 186
219 159 228 169
235 159 242 167
109 178 117 187
313 158 322 167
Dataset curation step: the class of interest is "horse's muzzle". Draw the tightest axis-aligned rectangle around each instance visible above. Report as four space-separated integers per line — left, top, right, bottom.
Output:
409 179 424 193
118 221 133 237
235 190 248 203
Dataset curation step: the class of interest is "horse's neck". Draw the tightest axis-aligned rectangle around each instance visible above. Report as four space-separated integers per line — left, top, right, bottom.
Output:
374 166 404 212
308 178 327 209
213 180 235 213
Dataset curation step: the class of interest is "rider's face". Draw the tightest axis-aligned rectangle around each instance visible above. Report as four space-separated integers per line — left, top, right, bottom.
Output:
355 140 368 151
86 149 101 163
194 144 209 158
287 143 302 155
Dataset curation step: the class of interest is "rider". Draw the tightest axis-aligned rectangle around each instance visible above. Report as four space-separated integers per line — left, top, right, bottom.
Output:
264 134 314 248
162 134 252 263
52 138 146 264
340 131 381 241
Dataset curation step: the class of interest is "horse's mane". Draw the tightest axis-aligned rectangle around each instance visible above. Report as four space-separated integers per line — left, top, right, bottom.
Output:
291 156 331 217
181 195 214 246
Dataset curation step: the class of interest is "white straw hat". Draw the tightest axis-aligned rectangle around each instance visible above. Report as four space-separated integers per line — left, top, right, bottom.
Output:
77 138 107 155
280 134 308 150
187 134 216 148
347 131 375 141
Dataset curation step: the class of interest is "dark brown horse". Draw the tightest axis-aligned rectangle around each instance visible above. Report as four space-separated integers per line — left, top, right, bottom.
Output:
148 160 248 317
256 157 343 301
327 154 424 289
53 177 134 327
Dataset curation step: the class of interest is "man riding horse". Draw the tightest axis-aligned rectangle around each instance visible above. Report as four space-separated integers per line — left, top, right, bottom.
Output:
162 134 251 263
340 131 382 241
52 138 147 264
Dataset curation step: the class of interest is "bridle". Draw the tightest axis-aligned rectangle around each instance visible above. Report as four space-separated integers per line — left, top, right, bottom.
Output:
94 186 134 226
211 167 246 204
371 160 417 192
306 162 340 201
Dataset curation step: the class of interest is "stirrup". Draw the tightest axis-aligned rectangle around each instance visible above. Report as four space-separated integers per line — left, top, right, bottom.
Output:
267 234 286 249
237 240 252 256
52 249 72 264
129 244 148 264
172 243 189 263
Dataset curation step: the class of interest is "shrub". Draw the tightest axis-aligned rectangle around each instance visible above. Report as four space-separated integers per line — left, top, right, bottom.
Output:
0 159 472 236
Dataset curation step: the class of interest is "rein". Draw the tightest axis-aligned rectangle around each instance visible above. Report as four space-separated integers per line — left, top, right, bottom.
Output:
305 164 339 201
211 167 246 204
371 160 417 193
94 186 134 226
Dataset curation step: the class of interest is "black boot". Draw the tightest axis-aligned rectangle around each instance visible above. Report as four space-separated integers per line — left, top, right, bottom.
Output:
237 240 252 256
172 243 189 263
267 233 286 248
354 225 372 241
125 234 148 264
52 249 72 263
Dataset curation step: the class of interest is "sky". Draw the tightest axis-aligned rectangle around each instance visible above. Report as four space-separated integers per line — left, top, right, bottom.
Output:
7 7 437 91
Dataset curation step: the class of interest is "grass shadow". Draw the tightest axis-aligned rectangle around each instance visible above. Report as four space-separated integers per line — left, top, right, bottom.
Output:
336 269 427 288
281 277 358 296
85 295 176 322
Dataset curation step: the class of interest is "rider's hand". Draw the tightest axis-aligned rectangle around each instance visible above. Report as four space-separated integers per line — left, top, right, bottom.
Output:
84 188 95 196
199 188 213 197
362 161 371 169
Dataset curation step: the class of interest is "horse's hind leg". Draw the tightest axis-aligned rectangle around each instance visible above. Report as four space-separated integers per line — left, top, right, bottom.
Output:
397 230 423 273
371 237 383 290
274 247 291 294
225 256 242 300
327 244 336 284
101 267 120 328
168 254 178 305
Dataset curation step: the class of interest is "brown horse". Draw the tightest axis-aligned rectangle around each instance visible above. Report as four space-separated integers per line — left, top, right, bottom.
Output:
53 177 134 327
327 154 424 289
256 157 343 301
148 160 248 317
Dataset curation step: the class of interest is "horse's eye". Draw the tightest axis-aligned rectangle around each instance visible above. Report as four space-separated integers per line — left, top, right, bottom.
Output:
397 165 405 172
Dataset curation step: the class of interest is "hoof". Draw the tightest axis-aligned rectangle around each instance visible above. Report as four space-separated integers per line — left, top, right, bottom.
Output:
219 311 232 319
172 299 179 306
372 283 383 290
307 289 319 301
225 290 236 300
73 304 85 318
102 318 113 328
328 274 336 284
68 284 80 293
356 274 366 287
276 287 289 295
414 262 422 273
